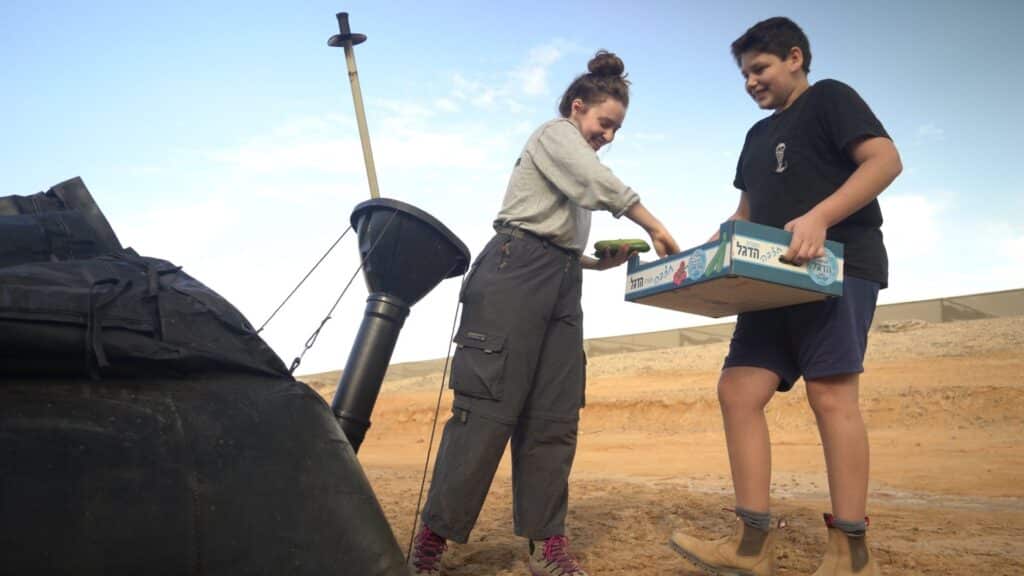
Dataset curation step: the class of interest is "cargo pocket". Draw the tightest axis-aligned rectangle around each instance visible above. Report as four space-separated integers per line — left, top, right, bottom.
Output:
450 329 507 401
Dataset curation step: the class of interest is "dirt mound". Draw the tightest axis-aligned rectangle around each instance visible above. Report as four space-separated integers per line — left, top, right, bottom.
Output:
316 315 1024 574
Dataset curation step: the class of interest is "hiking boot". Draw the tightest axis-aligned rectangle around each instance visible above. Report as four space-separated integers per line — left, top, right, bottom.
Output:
408 524 447 575
669 516 777 576
811 514 881 575
528 535 589 576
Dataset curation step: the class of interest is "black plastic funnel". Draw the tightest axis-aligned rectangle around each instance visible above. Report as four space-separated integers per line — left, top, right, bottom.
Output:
350 198 470 304
332 198 470 451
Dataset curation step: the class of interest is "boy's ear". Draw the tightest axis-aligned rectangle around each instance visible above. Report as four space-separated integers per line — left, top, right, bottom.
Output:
787 46 805 72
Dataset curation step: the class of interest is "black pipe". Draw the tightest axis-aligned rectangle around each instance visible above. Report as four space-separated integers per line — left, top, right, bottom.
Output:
331 292 409 452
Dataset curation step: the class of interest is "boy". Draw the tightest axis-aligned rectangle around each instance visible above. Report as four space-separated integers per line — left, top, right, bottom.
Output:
669 17 901 576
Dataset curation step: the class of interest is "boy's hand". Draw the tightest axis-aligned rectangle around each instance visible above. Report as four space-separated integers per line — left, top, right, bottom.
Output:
782 212 828 265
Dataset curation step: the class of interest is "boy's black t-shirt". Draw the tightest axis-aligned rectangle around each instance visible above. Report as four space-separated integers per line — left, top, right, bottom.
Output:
734 79 890 287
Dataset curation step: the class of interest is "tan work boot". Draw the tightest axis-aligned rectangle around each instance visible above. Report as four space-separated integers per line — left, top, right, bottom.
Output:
811 514 881 575
669 517 777 576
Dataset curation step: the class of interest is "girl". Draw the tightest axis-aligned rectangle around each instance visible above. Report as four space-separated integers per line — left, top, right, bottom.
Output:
410 50 679 576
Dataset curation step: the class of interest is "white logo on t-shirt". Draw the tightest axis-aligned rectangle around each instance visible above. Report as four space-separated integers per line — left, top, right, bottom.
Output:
775 142 788 173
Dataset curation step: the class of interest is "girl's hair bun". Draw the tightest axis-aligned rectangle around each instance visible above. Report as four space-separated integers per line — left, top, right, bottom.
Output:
587 50 625 77
557 50 630 117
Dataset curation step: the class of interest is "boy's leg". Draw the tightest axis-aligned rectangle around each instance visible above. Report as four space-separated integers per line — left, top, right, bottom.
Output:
794 276 879 524
718 308 799 514
806 374 868 522
719 366 781 514
670 311 796 575
794 277 881 574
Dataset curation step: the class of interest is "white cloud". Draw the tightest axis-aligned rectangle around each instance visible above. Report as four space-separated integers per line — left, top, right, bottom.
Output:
204 136 364 175
434 97 458 113
956 220 1024 294
114 103 524 373
917 123 945 140
200 115 364 175
881 192 948 301
631 132 667 142
471 88 500 109
511 43 567 96
882 193 943 253
879 191 1024 303
446 40 575 110
375 98 438 123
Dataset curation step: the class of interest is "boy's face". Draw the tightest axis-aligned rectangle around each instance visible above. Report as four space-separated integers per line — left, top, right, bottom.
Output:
739 48 806 112
569 97 625 151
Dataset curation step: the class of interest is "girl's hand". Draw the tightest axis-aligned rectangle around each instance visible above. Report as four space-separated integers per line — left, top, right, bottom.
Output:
583 247 636 270
649 228 680 257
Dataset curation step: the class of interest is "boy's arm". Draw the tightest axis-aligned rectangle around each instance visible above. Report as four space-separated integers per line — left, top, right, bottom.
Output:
782 136 902 265
709 191 751 242
729 191 751 222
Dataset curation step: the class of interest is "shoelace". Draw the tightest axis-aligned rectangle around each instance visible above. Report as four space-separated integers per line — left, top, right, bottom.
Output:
542 536 584 575
412 529 447 572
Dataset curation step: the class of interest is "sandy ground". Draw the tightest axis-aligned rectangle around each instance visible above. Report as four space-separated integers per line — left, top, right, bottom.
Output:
304 316 1024 575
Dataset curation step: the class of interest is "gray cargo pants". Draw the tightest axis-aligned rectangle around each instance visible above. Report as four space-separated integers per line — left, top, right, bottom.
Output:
421 229 585 543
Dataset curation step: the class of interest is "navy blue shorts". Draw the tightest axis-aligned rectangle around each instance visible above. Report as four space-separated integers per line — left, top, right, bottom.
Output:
723 276 880 392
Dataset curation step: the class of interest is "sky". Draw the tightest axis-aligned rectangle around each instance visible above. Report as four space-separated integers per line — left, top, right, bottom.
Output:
3 1 1022 375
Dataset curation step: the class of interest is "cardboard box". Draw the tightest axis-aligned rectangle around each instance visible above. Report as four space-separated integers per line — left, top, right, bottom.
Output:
624 220 844 318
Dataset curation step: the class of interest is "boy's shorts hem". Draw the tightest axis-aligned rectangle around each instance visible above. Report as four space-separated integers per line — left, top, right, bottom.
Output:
803 365 865 383
720 360 796 392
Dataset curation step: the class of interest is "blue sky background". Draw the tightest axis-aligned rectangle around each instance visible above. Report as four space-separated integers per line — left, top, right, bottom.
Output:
3 1 1021 374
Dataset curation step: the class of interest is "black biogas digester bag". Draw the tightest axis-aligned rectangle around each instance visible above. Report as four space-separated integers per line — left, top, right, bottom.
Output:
0 178 408 575
0 177 285 378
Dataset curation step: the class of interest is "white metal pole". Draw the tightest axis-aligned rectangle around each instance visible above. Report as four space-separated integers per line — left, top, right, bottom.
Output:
329 13 380 199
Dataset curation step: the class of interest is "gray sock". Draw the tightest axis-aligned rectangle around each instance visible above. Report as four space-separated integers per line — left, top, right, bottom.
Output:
832 516 867 537
735 507 771 532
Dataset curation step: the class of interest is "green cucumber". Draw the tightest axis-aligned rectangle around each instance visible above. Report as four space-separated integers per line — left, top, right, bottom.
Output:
593 239 651 258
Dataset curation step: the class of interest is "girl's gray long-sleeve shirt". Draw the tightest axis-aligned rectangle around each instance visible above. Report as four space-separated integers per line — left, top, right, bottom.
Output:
492 118 640 253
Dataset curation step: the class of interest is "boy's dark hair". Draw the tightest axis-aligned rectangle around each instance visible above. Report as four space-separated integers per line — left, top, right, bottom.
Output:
731 17 811 74
558 50 630 117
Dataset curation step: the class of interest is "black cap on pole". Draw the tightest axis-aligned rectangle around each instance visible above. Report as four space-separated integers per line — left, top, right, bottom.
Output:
328 12 367 46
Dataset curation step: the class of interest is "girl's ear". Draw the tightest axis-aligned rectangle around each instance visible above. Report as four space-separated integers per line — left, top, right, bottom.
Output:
571 98 587 116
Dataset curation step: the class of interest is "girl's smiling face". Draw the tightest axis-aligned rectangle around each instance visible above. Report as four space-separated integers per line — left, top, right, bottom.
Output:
569 97 625 151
